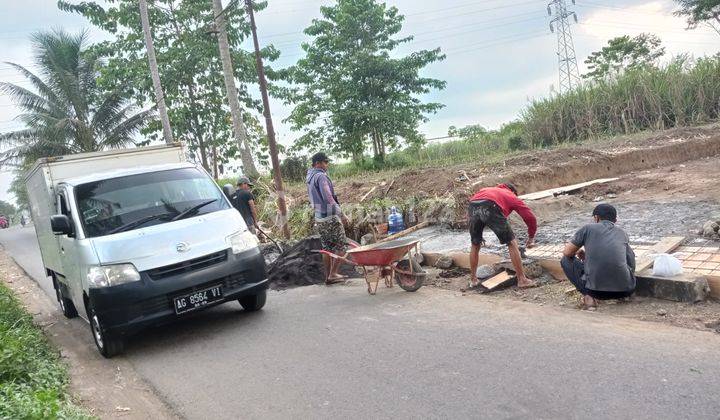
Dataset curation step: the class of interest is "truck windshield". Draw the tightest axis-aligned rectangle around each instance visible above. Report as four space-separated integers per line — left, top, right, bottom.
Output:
75 168 230 238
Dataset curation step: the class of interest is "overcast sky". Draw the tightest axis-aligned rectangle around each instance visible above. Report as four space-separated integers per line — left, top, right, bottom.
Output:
1 0 718 204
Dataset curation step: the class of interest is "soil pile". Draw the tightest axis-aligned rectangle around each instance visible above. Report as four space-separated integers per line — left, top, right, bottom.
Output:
267 237 325 290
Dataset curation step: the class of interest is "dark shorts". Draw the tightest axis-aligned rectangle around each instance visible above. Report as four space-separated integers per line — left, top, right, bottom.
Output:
468 200 515 246
315 216 347 255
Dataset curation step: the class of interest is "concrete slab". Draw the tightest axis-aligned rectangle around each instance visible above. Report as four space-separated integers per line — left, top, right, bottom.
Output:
635 272 710 303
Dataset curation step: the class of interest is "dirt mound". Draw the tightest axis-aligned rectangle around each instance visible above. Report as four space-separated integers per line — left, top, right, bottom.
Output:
316 125 720 204
267 237 325 290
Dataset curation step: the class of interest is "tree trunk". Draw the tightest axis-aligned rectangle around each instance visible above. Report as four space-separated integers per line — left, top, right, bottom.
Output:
138 0 174 145
211 0 259 178
212 145 219 179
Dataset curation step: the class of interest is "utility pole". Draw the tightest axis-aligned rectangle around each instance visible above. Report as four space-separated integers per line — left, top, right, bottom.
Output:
210 0 259 179
548 0 581 94
138 0 174 145
245 0 290 239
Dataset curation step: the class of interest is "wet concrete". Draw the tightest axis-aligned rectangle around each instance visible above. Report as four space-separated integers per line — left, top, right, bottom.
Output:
534 200 720 245
417 200 720 255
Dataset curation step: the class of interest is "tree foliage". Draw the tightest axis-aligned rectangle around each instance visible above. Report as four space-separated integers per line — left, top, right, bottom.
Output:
0 200 16 217
0 29 152 168
583 34 666 81
674 0 720 34
58 0 278 174
283 0 446 162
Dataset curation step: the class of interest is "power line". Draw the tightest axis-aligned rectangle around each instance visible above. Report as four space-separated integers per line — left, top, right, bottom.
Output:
269 12 547 49
548 0 581 94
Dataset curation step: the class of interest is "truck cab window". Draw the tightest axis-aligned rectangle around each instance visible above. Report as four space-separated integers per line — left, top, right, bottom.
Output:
75 167 229 238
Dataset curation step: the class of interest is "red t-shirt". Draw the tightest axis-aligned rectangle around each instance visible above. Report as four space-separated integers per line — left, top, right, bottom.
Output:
470 184 537 238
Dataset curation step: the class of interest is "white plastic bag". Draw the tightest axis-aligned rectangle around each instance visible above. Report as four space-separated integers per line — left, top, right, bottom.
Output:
652 254 683 277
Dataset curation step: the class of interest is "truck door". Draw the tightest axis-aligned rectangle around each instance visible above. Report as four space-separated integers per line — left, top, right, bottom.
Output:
55 188 84 314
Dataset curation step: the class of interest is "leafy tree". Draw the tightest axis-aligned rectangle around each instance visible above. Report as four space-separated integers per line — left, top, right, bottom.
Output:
448 124 488 141
58 0 278 176
283 0 446 163
583 34 666 81
0 200 17 217
674 0 720 35
0 29 152 169
9 175 29 212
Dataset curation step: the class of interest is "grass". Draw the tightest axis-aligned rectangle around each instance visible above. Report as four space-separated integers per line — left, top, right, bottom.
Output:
524 55 720 146
0 282 91 419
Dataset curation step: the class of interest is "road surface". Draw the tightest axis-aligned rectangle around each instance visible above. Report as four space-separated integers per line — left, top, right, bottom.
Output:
2 227 720 419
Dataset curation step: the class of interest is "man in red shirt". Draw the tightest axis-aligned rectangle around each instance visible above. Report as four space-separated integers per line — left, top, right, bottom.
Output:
468 183 537 289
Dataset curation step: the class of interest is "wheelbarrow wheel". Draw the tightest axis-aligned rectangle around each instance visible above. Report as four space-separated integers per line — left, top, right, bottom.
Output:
394 259 426 292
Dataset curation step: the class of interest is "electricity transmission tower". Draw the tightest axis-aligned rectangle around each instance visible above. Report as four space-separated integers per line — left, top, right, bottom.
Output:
548 0 580 94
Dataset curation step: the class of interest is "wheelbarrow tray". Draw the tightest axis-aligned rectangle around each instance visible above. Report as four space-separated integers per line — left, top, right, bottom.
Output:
346 237 419 267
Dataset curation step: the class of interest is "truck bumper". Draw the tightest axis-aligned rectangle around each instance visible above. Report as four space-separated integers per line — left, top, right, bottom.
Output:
88 247 268 336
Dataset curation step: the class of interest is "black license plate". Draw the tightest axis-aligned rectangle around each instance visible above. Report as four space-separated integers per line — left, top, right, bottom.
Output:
174 285 223 314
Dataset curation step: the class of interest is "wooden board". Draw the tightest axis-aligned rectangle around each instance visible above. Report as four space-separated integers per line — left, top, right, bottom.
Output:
707 275 720 299
537 259 568 281
377 221 430 243
481 271 516 291
634 236 686 274
519 178 620 201
450 252 502 269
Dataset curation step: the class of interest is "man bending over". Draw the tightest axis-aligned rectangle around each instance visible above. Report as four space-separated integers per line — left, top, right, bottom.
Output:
468 183 537 289
562 204 636 309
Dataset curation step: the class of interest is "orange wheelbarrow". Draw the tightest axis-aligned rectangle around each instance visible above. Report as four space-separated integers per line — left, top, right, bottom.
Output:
318 237 426 295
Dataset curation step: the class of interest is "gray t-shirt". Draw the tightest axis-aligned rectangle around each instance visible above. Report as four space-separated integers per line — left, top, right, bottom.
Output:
571 220 636 292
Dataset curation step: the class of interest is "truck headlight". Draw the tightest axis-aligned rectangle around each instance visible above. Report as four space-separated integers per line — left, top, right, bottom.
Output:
87 264 141 288
226 230 258 254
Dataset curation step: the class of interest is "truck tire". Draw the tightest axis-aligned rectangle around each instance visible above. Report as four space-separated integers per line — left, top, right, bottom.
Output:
88 304 125 358
52 274 78 319
238 289 267 312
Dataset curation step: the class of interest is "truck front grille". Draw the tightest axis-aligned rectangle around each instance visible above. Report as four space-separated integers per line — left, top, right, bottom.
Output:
147 250 228 280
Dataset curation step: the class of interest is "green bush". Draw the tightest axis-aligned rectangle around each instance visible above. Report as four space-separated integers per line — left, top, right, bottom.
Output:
0 283 91 419
508 135 530 151
280 156 308 183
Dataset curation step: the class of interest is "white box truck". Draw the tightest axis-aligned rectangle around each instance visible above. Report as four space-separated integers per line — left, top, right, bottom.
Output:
25 144 268 357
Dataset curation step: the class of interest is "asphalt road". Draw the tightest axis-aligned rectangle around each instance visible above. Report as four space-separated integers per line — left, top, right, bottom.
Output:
2 227 720 419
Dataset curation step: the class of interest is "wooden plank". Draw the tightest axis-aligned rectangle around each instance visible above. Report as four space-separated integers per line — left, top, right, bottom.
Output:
519 178 619 201
450 252 502 269
481 271 516 291
359 185 378 202
634 236 686 273
707 275 720 299
377 221 430 243
537 259 568 281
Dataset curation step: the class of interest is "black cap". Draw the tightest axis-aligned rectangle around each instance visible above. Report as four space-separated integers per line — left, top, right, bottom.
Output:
592 204 617 222
311 152 330 165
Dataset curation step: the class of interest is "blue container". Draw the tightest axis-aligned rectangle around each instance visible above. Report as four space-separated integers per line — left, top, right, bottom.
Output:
388 206 405 235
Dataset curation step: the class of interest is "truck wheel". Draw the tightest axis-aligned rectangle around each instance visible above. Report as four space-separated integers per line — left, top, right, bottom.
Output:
52 276 78 319
239 289 267 312
88 304 124 358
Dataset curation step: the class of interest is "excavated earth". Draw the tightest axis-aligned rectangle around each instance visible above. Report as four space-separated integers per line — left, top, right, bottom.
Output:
279 124 720 333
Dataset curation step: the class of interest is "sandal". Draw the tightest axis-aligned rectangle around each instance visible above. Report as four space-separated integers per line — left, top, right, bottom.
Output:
325 276 348 285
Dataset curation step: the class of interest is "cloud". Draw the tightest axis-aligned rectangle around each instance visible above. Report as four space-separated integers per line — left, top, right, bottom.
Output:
575 0 719 66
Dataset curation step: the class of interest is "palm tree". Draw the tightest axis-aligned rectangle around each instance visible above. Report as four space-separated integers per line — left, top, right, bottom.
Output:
0 29 154 168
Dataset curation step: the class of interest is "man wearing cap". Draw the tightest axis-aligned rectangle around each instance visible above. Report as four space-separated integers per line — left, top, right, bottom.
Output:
306 152 349 283
468 183 538 290
562 204 636 309
231 176 259 235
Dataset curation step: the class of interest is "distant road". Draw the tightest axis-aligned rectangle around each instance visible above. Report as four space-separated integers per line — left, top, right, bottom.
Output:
2 226 720 419
0 226 55 297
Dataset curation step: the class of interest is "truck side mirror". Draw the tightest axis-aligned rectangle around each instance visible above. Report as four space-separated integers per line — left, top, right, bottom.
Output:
51 215 74 236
